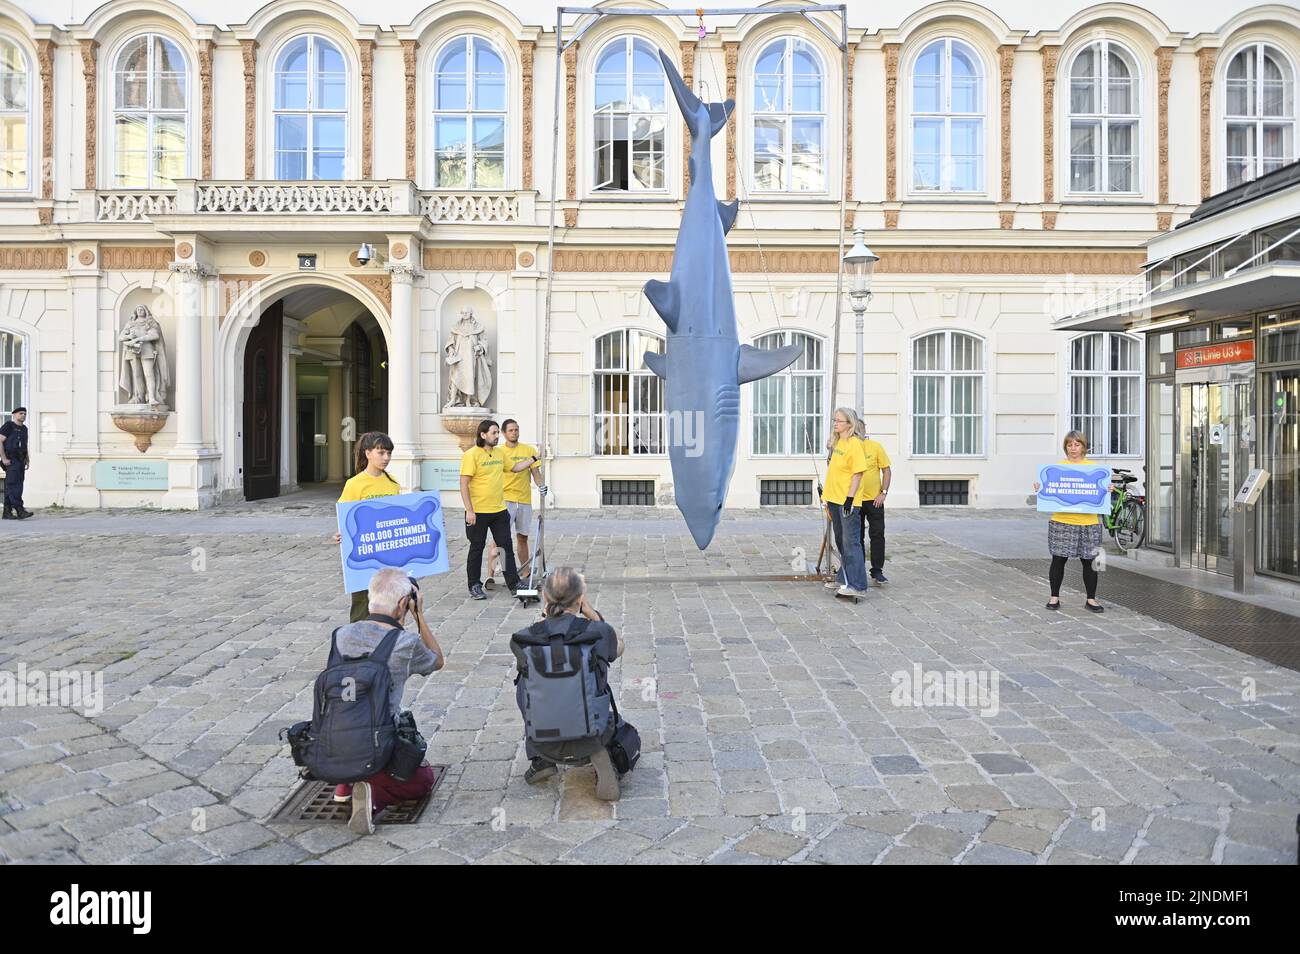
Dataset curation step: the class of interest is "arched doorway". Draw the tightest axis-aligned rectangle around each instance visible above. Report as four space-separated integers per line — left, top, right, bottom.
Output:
221 275 393 502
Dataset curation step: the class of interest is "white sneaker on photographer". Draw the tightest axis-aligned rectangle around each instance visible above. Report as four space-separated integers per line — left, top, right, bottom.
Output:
349 781 375 835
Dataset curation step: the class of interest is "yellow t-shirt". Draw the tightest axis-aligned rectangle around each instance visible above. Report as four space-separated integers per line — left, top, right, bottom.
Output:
823 437 869 505
500 442 541 504
1049 458 1101 526
460 445 506 514
853 439 893 505
338 471 401 502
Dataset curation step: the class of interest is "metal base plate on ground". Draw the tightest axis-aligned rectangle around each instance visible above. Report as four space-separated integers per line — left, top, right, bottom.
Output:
995 559 1300 672
269 766 447 825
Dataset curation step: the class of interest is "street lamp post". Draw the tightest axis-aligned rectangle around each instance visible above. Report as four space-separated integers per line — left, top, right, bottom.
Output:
842 229 879 415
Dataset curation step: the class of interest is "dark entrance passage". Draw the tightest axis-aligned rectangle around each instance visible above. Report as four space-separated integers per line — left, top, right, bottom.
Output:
243 300 283 500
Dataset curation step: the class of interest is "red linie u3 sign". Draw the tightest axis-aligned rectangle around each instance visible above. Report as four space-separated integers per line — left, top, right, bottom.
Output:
1175 340 1255 369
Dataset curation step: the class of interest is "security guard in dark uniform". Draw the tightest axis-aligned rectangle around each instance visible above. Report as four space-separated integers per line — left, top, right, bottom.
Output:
1 406 32 519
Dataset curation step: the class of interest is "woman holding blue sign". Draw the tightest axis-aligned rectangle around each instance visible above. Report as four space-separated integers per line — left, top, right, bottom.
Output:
1033 431 1104 613
333 432 402 622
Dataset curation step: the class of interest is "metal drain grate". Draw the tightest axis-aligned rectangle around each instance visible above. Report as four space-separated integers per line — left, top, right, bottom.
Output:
270 767 447 825
994 559 1300 672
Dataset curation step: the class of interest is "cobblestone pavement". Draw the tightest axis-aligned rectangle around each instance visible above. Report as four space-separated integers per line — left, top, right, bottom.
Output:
1 499 1297 865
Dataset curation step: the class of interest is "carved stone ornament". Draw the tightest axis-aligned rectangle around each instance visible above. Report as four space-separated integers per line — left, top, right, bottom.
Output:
724 42 739 200
1042 46 1060 205
80 40 98 191
78 250 95 266
248 250 267 267
1198 48 1219 199
1157 48 1174 205
565 43 578 201
520 40 535 191
360 40 375 179
441 407 490 451
391 242 408 260
443 308 493 407
518 251 535 268
884 209 900 230
37 40 54 201
403 40 418 181
199 40 214 179
109 410 169 453
176 241 193 259
999 45 1014 204
884 44 901 203
242 40 258 179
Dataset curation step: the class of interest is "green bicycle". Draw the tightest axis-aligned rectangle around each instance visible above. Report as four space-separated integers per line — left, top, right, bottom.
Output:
1105 468 1146 553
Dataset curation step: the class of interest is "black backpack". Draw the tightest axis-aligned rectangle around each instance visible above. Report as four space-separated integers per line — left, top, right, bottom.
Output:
286 626 402 784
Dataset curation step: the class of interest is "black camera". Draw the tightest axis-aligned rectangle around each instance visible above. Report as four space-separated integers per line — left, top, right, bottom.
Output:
406 576 421 620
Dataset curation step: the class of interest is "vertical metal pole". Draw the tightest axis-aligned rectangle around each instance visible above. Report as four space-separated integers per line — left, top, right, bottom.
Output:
854 301 864 413
1234 502 1255 594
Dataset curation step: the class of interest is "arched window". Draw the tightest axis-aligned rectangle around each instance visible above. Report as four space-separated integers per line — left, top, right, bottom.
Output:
593 37 667 192
1068 41 1139 194
911 38 984 193
1069 332 1142 456
0 38 28 191
433 36 506 188
0 330 25 412
752 37 825 192
594 329 665 454
273 35 347 180
912 331 984 455
752 331 824 454
1225 43 1296 188
112 34 188 188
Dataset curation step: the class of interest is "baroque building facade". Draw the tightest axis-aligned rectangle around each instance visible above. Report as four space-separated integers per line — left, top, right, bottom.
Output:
0 0 1296 509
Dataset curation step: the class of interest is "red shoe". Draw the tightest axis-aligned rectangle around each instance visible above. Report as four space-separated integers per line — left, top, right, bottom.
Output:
333 784 352 803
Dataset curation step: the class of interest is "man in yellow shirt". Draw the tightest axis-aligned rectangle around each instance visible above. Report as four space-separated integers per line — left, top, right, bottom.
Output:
493 419 546 582
460 419 540 599
852 435 893 584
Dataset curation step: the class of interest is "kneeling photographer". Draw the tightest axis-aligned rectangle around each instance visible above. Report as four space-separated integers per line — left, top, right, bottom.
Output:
510 567 637 801
289 568 445 835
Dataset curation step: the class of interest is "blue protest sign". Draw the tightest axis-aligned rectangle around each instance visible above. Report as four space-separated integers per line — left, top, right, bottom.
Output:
337 491 449 593
1036 464 1111 515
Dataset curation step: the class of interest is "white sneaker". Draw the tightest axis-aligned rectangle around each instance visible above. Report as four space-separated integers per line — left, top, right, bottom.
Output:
836 585 867 598
349 781 375 835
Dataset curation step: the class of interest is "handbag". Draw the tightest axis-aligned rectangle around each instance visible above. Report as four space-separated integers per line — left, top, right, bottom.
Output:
605 696 640 776
386 710 427 782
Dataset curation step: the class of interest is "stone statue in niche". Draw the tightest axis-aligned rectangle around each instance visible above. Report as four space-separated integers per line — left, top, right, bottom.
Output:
117 304 171 407
443 308 493 407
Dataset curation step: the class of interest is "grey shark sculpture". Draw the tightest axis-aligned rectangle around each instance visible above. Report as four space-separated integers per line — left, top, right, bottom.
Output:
643 49 803 550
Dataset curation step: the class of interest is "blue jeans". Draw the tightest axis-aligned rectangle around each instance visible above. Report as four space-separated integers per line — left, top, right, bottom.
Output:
830 501 867 591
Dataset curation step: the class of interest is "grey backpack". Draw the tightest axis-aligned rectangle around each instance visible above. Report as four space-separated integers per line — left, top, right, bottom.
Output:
512 615 612 744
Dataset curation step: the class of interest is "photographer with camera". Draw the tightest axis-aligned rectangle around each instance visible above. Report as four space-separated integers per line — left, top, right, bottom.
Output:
510 567 635 801
329 568 444 835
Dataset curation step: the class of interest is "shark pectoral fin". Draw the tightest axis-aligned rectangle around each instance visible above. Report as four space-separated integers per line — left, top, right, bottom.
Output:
709 100 735 137
738 343 804 385
642 350 667 380
717 199 740 235
643 279 679 333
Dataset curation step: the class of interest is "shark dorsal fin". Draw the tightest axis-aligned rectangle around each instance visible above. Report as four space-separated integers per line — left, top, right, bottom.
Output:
643 279 679 333
642 350 667 380
717 199 739 235
738 343 803 385
709 101 735 137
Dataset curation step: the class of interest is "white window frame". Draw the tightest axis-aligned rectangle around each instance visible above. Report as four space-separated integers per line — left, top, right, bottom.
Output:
1067 332 1144 458
430 35 508 190
909 37 987 195
909 330 987 457
1223 42 1297 189
749 36 827 194
0 36 31 193
1065 40 1141 196
749 330 826 456
272 34 349 182
110 32 191 190
592 328 666 456
590 36 669 194
0 328 27 413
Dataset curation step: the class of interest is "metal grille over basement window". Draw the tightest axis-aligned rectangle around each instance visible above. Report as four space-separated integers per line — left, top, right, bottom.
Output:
760 479 813 505
601 479 655 505
918 479 969 505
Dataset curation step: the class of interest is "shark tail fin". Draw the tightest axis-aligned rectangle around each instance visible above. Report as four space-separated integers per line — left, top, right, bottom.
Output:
659 49 733 140
717 199 740 235
642 350 667 380
738 343 803 385
643 279 679 333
